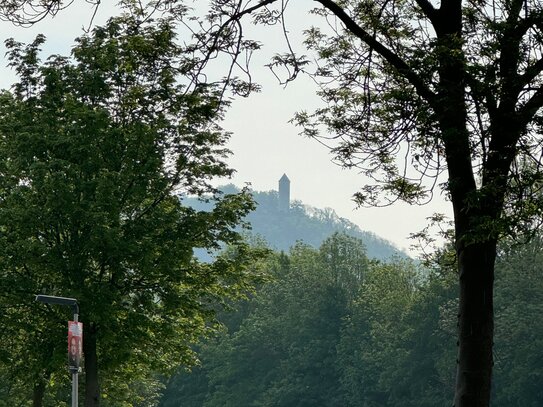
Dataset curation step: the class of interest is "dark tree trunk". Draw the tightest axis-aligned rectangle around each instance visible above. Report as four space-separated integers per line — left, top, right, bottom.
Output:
431 4 498 401
454 240 496 407
83 324 100 407
32 376 46 407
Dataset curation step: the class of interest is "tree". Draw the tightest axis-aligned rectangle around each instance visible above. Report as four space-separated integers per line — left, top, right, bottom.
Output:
196 1 543 405
162 233 369 407
0 0 101 26
0 12 264 407
337 257 431 407
163 232 543 407
204 241 349 407
493 235 543 406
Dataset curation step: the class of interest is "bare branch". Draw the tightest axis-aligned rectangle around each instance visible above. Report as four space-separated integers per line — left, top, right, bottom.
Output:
230 0 278 20
314 0 437 105
0 0 76 26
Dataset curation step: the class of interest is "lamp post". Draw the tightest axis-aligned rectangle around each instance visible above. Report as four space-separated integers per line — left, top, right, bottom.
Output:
35 295 80 407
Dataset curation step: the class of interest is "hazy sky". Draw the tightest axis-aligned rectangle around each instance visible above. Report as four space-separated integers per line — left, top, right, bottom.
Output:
0 1 452 254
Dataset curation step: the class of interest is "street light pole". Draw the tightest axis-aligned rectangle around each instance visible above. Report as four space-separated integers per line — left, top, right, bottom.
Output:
35 295 80 407
71 309 79 407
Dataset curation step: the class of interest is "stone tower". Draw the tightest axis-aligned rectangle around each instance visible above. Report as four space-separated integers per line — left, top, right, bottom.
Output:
278 173 290 212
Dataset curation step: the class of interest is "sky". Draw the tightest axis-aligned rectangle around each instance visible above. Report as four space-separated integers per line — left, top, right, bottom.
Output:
0 1 452 255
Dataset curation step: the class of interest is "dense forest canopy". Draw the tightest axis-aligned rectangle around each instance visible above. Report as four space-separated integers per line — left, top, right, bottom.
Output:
161 233 543 407
185 184 408 260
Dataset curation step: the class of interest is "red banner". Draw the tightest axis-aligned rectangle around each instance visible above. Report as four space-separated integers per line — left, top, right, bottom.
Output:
68 321 83 370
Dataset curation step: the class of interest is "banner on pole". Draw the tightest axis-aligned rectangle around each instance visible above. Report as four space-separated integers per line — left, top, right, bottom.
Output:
68 321 83 370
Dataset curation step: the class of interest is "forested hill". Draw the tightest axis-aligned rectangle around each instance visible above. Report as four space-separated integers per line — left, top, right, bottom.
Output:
185 184 407 260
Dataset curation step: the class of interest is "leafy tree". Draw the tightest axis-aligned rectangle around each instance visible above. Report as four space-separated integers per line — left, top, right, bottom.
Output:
163 232 543 407
204 242 345 407
194 1 543 404
160 364 211 407
0 12 264 407
163 233 369 407
493 235 543 406
337 258 423 407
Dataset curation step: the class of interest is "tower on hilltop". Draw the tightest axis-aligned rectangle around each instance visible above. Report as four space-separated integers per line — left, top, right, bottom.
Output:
278 173 290 212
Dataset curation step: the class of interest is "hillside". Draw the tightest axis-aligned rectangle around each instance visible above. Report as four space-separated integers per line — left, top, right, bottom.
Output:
185 184 407 260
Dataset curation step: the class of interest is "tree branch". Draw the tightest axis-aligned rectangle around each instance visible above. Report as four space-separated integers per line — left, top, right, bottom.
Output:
314 0 437 105
239 0 278 17
515 10 543 88
519 57 543 89
413 0 439 25
496 0 529 111
518 86 543 125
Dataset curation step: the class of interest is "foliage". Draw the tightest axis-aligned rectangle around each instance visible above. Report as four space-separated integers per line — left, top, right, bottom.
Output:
493 235 543 406
194 1 543 404
162 233 543 407
0 12 265 406
186 185 407 260
162 233 370 406
336 257 455 407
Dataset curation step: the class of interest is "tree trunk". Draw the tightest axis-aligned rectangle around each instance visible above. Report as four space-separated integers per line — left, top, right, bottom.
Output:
83 324 100 407
32 376 46 407
454 239 496 407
